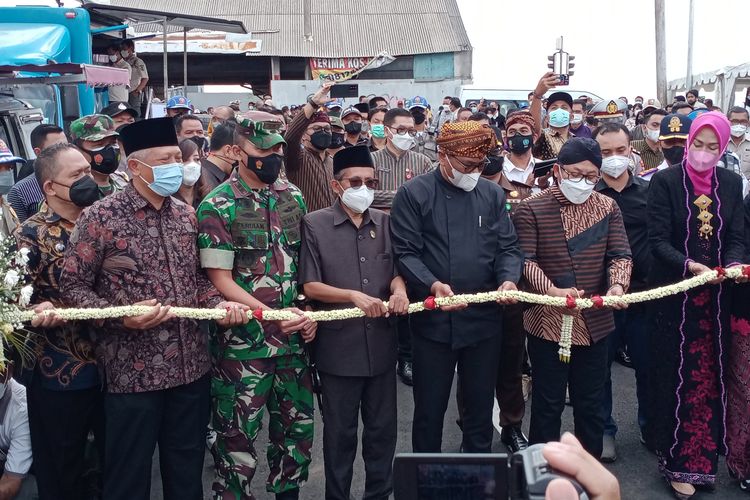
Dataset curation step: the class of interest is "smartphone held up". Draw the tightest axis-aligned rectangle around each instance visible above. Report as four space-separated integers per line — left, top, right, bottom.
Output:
547 36 575 86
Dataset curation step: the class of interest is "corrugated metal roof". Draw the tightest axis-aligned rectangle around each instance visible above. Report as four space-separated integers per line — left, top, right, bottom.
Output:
109 0 472 57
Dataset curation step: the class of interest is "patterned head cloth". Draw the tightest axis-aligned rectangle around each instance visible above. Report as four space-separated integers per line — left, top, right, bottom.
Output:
437 121 495 158
505 111 536 132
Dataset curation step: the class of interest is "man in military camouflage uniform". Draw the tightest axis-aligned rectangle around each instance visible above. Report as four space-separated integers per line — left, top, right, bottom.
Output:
69 115 129 196
197 110 317 500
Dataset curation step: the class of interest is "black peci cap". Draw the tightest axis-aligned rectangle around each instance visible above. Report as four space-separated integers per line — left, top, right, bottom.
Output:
558 137 603 169
333 145 375 175
119 117 178 156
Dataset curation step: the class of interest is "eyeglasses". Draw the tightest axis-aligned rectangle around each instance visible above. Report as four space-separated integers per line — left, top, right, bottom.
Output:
340 176 379 189
310 125 332 134
451 156 490 173
560 166 600 186
387 126 417 137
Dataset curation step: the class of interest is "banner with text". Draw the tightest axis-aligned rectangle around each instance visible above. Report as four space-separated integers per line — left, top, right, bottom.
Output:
310 52 395 82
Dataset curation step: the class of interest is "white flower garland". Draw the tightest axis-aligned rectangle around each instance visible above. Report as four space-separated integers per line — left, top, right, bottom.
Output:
8 267 745 364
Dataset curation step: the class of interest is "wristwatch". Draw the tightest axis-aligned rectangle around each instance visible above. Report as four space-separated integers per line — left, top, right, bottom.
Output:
306 96 320 109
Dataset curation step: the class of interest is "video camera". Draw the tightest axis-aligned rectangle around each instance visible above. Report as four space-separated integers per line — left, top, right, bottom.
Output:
393 444 588 500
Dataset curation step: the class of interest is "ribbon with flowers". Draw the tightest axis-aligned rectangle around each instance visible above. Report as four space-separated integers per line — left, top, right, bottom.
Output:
7 265 749 364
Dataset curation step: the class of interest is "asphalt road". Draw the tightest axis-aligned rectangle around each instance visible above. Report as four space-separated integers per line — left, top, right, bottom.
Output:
149 362 747 500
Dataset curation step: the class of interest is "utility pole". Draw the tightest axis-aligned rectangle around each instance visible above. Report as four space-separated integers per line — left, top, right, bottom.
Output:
655 0 667 104
685 0 695 91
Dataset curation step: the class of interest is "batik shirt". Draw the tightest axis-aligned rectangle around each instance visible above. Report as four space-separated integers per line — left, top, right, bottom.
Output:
13 206 98 391
59 184 223 394
197 172 307 360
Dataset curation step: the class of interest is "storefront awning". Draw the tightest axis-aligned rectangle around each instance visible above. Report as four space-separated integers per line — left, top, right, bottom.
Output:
0 24 71 66
83 3 246 34
0 63 129 87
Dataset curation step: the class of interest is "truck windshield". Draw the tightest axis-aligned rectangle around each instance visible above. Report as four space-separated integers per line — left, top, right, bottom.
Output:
11 85 57 125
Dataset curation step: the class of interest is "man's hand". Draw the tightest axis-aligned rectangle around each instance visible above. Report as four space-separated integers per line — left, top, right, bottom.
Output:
534 72 561 99
689 261 724 285
350 291 388 318
30 302 65 328
387 292 410 316
123 299 174 330
300 315 317 343
430 282 467 311
311 83 334 107
215 301 250 327
605 284 628 310
548 286 584 298
275 307 313 335
496 281 519 305
547 286 584 314
728 264 749 283
543 433 621 500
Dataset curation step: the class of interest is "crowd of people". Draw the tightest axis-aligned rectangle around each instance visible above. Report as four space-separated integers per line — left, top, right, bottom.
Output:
0 69 747 500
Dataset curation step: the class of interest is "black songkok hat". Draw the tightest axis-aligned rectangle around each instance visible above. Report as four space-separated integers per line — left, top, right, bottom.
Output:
333 145 375 175
119 117 179 156
558 137 603 169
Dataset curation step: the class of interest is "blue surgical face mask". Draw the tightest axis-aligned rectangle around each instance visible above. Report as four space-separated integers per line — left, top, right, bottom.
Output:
0 170 14 196
136 160 183 197
548 108 571 128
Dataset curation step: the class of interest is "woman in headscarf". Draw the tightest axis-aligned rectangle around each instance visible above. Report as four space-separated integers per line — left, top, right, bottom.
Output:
646 112 747 499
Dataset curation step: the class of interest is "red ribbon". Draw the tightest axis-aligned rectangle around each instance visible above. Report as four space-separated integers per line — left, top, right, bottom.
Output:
565 295 577 309
252 309 264 321
591 295 604 309
743 266 750 278
423 296 438 310
714 266 726 278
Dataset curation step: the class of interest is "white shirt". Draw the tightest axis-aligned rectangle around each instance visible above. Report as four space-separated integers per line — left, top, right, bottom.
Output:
0 380 31 477
503 155 538 183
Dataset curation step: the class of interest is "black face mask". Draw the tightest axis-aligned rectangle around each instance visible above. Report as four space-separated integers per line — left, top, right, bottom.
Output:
245 153 283 184
190 136 208 153
344 122 362 135
508 134 534 154
483 154 504 176
310 130 332 150
84 144 120 175
663 146 685 166
55 176 101 207
412 111 426 125
329 133 346 149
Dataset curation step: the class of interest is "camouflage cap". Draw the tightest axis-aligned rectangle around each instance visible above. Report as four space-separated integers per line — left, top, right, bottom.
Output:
70 114 118 142
329 116 344 130
235 110 286 150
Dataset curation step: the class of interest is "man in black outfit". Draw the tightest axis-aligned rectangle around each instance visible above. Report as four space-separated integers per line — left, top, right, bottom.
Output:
391 121 523 452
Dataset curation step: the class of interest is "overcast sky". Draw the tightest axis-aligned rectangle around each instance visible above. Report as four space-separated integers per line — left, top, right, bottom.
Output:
3 0 746 100
456 0 748 99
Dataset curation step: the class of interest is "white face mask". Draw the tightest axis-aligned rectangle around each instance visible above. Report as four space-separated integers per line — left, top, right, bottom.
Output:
600 155 630 178
341 185 374 213
731 124 747 138
571 113 584 125
181 162 201 187
645 128 660 142
120 50 130 59
390 131 416 151
558 177 595 204
446 158 481 192
108 54 119 63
